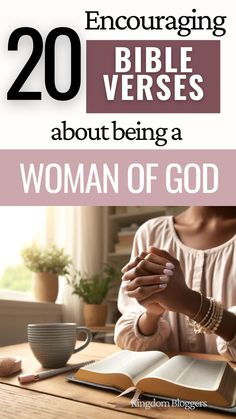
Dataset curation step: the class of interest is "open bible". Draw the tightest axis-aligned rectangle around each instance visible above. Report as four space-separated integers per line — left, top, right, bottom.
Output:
71 350 236 408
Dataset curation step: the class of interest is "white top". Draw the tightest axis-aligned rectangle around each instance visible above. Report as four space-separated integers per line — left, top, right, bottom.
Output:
114 216 236 361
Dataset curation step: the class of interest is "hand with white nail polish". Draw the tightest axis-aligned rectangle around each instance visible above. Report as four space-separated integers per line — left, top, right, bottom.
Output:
136 247 191 314
120 247 193 337
123 246 191 315
124 276 168 317
123 273 168 316
121 252 166 316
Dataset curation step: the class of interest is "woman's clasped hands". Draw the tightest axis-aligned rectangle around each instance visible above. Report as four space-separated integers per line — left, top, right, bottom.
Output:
121 247 196 317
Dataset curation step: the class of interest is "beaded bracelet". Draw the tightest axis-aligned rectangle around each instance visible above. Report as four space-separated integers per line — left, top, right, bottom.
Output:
204 301 224 335
210 304 224 334
200 298 217 332
188 297 224 335
187 295 210 331
193 298 213 334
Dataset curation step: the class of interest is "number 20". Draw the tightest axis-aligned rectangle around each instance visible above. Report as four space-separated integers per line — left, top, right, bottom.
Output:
7 27 81 101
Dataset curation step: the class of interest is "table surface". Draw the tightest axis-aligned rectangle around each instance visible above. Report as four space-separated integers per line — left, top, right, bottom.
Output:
0 341 234 419
88 323 115 333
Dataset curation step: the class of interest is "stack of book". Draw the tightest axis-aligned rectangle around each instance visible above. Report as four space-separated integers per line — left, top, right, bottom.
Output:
114 224 138 254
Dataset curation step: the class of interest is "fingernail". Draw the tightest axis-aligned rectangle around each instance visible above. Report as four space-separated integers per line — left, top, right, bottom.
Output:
159 276 169 283
121 280 131 288
166 262 175 269
163 269 173 276
159 284 167 289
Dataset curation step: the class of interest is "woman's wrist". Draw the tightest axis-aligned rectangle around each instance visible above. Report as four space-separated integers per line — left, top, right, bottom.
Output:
181 289 202 318
181 289 212 326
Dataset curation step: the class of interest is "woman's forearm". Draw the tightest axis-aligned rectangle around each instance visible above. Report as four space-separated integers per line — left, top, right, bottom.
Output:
215 310 236 342
137 311 163 336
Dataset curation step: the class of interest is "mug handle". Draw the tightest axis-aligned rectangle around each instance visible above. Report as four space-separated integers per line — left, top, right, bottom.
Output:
73 327 93 353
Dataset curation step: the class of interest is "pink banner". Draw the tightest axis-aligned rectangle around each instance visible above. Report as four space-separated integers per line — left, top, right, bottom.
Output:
0 150 234 205
87 40 220 113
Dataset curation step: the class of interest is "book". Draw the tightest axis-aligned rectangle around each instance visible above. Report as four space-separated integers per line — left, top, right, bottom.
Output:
116 237 134 247
71 350 236 408
114 229 136 253
119 224 139 233
118 230 137 236
114 244 132 254
117 232 135 243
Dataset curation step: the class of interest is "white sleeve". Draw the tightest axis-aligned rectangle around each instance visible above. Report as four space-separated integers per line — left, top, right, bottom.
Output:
114 308 171 351
216 306 236 361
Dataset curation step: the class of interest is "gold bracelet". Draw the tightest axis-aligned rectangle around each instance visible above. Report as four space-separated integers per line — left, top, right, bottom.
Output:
193 298 213 334
209 303 224 334
200 299 217 331
189 299 224 335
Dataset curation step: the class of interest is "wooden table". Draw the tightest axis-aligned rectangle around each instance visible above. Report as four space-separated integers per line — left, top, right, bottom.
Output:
0 341 234 419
